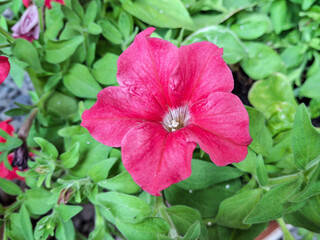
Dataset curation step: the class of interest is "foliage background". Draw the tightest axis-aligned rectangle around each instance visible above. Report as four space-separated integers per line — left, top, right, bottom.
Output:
1 0 320 239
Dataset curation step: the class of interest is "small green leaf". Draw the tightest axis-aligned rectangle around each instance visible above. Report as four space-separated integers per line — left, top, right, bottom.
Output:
98 171 140 194
60 142 80 168
116 217 170 240
63 63 102 99
99 19 123 44
118 11 133 39
255 155 268 186
241 42 282 80
34 137 59 159
292 104 320 170
24 188 56 215
87 22 102 35
183 25 246 64
182 221 201 240
55 204 83 222
19 205 34 240
97 192 152 223
89 158 117 182
0 178 22 195
84 1 97 24
270 0 287 34
120 0 194 30
0 129 22 152
45 36 84 64
92 53 118 85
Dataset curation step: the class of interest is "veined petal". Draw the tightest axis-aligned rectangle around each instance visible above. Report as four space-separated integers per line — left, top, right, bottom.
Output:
186 92 251 166
122 122 196 196
172 42 233 106
0 56 10 85
81 86 164 147
117 27 179 109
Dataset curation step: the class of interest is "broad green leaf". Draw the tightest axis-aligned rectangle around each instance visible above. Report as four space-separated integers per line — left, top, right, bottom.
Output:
45 36 84 64
87 22 102 35
89 158 118 182
183 25 246 64
97 192 152 223
55 219 75 240
7 213 26 240
116 217 170 240
98 170 140 194
34 137 59 159
231 13 271 40
302 0 317 10
120 0 194 30
55 205 83 222
182 221 201 240
246 107 272 156
241 42 282 80
255 155 268 186
92 53 118 85
84 1 97 24
0 177 22 195
71 0 84 19
60 142 80 168
19 205 34 240
24 188 56 215
63 63 102 98
244 178 302 224
177 159 243 190
45 4 64 40
118 11 133 39
299 70 320 99
12 39 43 73
281 45 306 69
292 104 320 170
215 189 261 229
165 179 242 217
233 148 257 174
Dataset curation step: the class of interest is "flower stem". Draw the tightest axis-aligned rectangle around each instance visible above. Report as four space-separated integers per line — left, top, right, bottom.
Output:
0 27 14 44
277 218 294 240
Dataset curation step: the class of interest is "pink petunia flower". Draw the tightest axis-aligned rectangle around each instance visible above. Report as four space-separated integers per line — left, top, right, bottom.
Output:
11 5 40 42
0 56 10 85
81 28 252 196
22 0 65 9
0 120 24 181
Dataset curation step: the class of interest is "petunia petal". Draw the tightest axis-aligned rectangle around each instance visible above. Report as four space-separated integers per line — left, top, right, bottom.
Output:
172 42 233 106
117 27 179 109
0 119 14 143
81 86 164 147
121 122 196 196
186 92 252 166
0 56 10 85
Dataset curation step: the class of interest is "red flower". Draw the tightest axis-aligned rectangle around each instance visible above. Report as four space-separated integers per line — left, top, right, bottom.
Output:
0 56 10 85
23 0 65 9
0 120 24 181
81 28 252 196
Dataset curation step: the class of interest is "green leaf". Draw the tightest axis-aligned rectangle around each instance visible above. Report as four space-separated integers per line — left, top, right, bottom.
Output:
55 219 75 240
12 39 43 73
270 0 287 34
61 5 81 23
299 70 320 99
87 22 102 35
244 178 302 224
84 1 97 24
165 179 242 217
71 0 84 19
34 137 59 159
118 11 133 39
0 129 22 152
92 53 118 85
177 159 243 190
60 142 80 168
233 148 257 174
97 192 152 223
183 25 246 64
292 104 320 170
45 36 84 64
281 45 306 69
55 205 83 222
0 178 22 195
165 205 201 236
120 0 194 30
98 170 140 194
215 189 261 229
116 217 170 240
19 205 34 240
256 155 268 186
89 158 118 182
240 42 282 80
24 188 56 215
63 63 102 99
246 107 272 156
182 221 201 240
99 19 123 44
231 13 271 40
302 0 317 10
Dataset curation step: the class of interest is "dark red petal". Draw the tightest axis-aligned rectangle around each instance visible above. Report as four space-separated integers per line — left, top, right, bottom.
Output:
122 122 196 196
22 0 31 7
81 86 164 147
173 42 233 106
0 56 10 85
186 92 252 166
117 27 179 109
0 119 14 143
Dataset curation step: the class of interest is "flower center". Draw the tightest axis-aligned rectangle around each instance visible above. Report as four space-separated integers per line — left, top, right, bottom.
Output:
162 106 190 132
